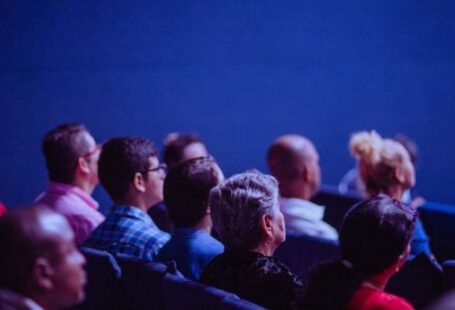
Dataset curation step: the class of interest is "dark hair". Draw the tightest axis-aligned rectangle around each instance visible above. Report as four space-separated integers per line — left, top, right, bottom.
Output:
98 137 158 201
0 206 61 294
164 156 222 227
42 123 92 183
302 194 416 309
163 133 204 169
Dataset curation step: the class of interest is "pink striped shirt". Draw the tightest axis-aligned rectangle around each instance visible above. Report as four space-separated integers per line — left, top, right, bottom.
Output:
35 182 105 245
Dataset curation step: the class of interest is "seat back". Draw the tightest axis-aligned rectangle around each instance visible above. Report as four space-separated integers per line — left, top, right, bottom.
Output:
419 202 455 262
443 260 455 291
387 253 443 309
311 185 361 230
163 273 238 310
70 247 127 310
117 254 173 310
275 234 340 281
219 296 267 310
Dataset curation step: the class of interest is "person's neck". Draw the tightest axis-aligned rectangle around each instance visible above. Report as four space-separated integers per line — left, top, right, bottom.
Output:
362 264 397 291
114 197 149 212
193 214 212 234
252 242 276 257
280 183 313 200
72 178 95 196
385 186 405 201
27 293 55 310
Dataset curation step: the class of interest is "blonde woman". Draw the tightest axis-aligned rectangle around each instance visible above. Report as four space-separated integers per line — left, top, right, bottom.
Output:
350 131 431 258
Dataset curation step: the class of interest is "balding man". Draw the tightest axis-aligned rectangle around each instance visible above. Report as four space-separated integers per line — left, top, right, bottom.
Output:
0 206 86 310
267 135 338 240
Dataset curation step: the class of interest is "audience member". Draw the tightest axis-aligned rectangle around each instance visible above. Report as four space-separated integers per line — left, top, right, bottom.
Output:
267 134 338 240
302 194 416 310
200 170 304 310
0 205 86 310
157 156 224 280
35 123 104 245
339 133 421 206
350 130 431 257
149 132 209 233
84 137 170 260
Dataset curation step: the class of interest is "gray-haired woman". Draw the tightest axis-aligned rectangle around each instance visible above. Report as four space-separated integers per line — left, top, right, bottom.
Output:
199 170 304 310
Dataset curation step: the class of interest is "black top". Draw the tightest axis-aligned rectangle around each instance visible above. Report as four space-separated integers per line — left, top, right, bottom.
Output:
199 250 304 310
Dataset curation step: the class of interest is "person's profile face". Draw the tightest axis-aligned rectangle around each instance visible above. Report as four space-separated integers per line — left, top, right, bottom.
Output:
43 214 86 308
270 202 286 250
80 131 101 188
144 156 166 206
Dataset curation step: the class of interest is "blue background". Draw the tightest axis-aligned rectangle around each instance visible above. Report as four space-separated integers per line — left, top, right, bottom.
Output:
1 1 454 209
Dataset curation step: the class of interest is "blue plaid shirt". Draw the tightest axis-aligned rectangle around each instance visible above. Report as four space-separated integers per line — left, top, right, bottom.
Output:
84 205 170 261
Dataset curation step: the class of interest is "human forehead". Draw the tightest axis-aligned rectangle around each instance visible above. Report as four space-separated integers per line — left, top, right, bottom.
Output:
182 142 208 160
148 156 160 167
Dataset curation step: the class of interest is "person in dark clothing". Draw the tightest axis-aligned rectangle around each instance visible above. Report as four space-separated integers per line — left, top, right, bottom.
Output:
200 170 304 310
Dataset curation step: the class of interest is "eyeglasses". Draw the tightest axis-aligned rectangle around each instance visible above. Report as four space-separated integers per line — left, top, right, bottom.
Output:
81 144 102 159
146 163 167 174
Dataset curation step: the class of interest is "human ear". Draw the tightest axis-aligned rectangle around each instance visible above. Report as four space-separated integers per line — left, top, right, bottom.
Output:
77 157 90 174
32 257 54 290
132 172 146 192
260 214 274 240
394 166 406 184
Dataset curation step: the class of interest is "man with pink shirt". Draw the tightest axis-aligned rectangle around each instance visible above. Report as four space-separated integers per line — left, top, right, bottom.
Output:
35 123 105 245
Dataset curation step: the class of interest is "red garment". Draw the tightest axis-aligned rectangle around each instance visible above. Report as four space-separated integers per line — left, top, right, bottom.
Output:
0 202 6 217
345 286 414 310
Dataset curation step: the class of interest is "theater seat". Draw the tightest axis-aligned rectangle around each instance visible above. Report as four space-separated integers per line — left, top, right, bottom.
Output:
116 254 177 310
387 253 443 309
275 234 340 281
163 273 238 309
219 296 266 310
70 247 127 310
442 260 455 291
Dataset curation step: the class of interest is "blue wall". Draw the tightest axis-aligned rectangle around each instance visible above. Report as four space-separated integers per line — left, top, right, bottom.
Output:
1 0 455 208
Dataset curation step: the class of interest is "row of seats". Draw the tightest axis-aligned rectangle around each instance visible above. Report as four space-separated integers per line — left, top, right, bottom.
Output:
71 247 265 310
312 185 455 262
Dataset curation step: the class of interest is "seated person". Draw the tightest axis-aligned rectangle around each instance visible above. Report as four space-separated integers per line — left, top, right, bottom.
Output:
149 133 208 233
84 137 170 260
200 170 304 310
157 156 224 280
0 205 86 310
35 123 104 245
350 130 431 257
267 134 338 240
302 194 416 310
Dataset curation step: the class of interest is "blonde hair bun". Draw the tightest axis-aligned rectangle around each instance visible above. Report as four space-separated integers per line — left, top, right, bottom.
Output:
350 131 383 164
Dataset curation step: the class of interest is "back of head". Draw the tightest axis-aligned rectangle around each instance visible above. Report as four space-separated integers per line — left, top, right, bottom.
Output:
42 123 92 184
267 134 320 198
302 194 416 309
98 136 158 202
164 156 223 227
350 131 412 196
163 133 207 169
209 170 279 251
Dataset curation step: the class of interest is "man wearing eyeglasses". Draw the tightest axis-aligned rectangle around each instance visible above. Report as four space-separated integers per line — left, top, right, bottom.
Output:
35 123 105 246
84 137 170 261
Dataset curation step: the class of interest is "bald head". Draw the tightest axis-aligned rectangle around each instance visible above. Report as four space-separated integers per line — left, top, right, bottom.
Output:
0 206 86 309
267 135 321 199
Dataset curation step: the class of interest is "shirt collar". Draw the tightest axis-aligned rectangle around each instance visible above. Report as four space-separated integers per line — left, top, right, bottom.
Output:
279 197 325 220
47 182 99 210
111 205 155 225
